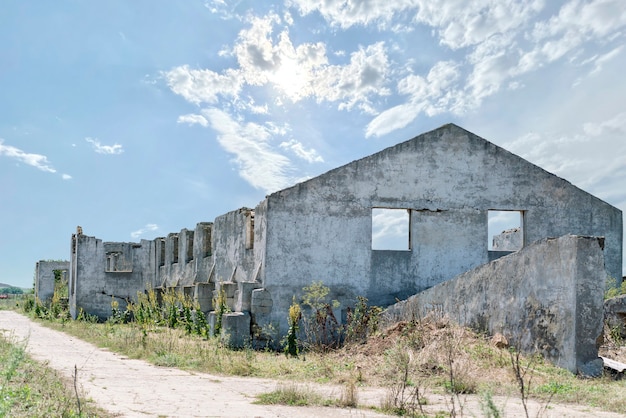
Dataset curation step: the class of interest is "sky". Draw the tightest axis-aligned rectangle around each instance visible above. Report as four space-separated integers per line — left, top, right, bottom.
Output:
1 0 625 289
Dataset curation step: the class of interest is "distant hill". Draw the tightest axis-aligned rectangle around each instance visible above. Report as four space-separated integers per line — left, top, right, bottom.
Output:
0 282 22 289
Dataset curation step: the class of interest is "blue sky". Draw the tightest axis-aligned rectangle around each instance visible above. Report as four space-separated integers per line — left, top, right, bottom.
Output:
1 0 625 288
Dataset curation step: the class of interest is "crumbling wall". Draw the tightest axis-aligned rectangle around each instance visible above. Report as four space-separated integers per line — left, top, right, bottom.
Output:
35 260 69 303
61 125 622 347
155 222 214 289
158 229 196 287
259 124 622 338
380 235 607 375
69 232 156 319
492 227 522 251
212 208 258 284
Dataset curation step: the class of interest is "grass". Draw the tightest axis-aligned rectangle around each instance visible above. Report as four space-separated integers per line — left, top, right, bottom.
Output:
0 334 112 418
254 384 331 406
0 298 20 311
11 302 626 416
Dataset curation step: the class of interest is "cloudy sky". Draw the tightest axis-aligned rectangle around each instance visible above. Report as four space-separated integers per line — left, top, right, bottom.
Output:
1 0 625 288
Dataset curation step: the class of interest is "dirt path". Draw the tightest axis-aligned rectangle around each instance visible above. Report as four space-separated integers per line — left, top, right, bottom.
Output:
0 311 622 418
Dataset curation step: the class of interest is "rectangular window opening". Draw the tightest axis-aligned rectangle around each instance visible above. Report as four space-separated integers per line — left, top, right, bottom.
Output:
186 231 194 262
159 239 165 267
372 208 411 251
488 210 524 251
202 225 212 257
172 236 179 264
105 252 133 272
245 211 255 250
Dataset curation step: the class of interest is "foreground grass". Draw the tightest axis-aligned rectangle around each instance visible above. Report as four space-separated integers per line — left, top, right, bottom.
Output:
0 334 112 418
33 314 626 416
0 298 20 311
254 384 333 407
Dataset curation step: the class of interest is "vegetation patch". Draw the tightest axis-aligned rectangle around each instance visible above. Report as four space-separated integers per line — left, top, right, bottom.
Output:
13 282 626 416
0 335 111 418
254 384 330 407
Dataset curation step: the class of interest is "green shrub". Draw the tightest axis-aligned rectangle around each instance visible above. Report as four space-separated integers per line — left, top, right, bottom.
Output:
605 276 626 299
284 298 301 357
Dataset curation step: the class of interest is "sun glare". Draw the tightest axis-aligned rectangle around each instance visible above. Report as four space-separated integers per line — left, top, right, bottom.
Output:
272 57 307 100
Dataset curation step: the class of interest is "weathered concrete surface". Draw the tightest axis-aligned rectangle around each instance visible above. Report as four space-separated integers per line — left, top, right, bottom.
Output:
34 260 69 303
605 294 626 339
69 231 156 320
381 235 607 375
492 227 522 251
261 124 622 336
61 124 623 346
212 208 258 284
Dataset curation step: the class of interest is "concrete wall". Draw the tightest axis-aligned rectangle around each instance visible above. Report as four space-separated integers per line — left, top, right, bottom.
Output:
259 124 622 334
492 227 522 251
35 260 70 303
61 124 621 350
212 208 258 284
380 235 607 375
69 232 156 319
155 223 214 288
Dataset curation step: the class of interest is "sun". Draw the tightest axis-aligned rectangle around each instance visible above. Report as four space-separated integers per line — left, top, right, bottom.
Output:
272 56 308 100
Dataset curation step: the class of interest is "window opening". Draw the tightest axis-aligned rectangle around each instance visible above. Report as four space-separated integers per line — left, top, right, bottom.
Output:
172 236 179 264
105 252 132 272
159 239 165 267
372 208 411 251
202 225 212 257
245 211 255 250
186 231 194 262
488 210 523 251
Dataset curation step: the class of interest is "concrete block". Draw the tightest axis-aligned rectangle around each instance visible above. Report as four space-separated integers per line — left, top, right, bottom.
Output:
220 282 237 298
251 289 273 315
194 282 215 312
221 312 251 348
207 311 216 336
236 282 262 312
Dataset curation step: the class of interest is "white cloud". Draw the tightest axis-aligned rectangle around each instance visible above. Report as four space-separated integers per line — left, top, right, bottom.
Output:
414 0 544 49
583 111 626 136
364 0 626 138
0 139 56 173
516 0 626 75
506 113 626 205
177 114 209 127
279 139 324 163
291 0 544 47
588 45 623 76
62 174 72 180
366 60 462 137
85 138 124 155
202 107 294 193
167 13 390 114
312 42 391 113
289 0 419 30
366 103 423 138
231 12 391 109
163 65 243 105
130 223 159 239
372 208 410 250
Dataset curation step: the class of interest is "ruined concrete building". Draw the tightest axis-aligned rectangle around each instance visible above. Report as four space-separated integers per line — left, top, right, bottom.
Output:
38 124 623 374
34 260 69 302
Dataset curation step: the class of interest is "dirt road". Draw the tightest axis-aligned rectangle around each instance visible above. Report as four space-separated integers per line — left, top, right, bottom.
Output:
0 311 622 418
